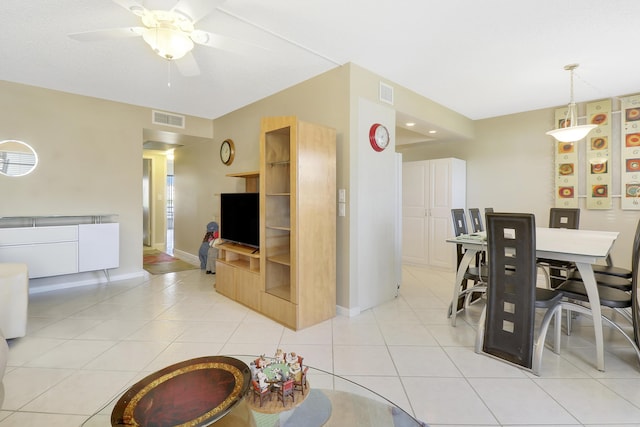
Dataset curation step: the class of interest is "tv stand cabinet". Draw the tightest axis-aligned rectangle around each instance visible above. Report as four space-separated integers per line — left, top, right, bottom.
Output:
215 242 260 311
214 116 336 331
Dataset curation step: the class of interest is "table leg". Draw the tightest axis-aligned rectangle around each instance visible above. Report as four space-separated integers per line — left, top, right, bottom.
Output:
575 261 605 371
449 248 478 326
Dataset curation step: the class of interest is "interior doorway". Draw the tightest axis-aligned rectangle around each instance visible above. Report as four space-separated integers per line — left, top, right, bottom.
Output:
166 157 174 255
142 158 152 247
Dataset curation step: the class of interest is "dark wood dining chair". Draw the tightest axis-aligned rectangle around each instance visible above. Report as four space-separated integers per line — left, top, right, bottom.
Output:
293 366 309 395
475 213 563 376
251 379 272 407
449 208 487 315
276 378 295 406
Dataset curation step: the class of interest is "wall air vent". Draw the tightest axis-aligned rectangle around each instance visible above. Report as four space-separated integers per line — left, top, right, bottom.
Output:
379 82 394 105
152 110 185 129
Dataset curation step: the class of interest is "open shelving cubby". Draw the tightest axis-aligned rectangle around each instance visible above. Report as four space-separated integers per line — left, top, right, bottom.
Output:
259 116 336 330
264 124 293 303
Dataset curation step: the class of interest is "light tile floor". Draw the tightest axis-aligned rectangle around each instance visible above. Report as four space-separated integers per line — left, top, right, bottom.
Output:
2 264 640 426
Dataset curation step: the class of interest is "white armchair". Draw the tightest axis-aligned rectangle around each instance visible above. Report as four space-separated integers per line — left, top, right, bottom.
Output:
0 263 28 339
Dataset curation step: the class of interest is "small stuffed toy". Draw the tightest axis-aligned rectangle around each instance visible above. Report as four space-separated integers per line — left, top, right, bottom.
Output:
198 222 219 270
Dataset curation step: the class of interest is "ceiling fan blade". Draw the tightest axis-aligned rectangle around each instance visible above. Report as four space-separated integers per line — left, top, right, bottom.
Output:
171 0 226 23
190 30 266 55
68 27 144 42
111 0 148 16
174 52 200 76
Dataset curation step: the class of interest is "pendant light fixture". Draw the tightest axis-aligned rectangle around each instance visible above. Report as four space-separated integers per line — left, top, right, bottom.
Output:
546 64 598 143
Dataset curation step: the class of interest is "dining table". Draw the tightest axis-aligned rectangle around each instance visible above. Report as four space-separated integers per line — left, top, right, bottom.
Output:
447 227 620 372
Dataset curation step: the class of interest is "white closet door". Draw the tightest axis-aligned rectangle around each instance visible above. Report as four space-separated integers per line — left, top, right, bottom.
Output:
428 159 456 269
402 158 465 270
402 161 429 265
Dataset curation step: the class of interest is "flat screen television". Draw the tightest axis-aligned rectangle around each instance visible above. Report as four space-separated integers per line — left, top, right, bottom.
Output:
220 193 260 248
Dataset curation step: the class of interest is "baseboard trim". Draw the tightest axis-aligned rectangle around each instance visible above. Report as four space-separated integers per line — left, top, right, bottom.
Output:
28 270 148 295
336 305 361 317
172 249 200 267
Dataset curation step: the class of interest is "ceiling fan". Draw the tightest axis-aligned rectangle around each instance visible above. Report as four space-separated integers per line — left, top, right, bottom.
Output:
68 0 253 76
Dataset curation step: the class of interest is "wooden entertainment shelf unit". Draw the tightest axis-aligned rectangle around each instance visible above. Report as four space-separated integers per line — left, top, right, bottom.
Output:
215 242 261 312
215 116 336 330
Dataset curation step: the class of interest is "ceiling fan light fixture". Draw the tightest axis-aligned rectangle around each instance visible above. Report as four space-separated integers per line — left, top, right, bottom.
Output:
546 64 598 143
142 26 194 60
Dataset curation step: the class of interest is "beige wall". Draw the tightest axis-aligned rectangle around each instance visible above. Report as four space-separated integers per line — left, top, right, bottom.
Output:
176 64 351 298
0 80 212 290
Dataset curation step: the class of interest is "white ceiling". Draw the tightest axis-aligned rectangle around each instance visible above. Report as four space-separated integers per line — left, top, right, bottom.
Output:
2 0 639 140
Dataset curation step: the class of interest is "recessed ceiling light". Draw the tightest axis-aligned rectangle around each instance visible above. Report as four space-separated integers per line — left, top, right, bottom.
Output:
429 130 437 134
406 122 415 127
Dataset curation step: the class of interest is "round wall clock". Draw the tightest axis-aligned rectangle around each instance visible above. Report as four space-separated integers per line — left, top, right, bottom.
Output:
220 139 235 165
369 123 390 152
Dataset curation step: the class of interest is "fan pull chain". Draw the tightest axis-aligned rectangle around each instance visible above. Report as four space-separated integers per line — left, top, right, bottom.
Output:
167 60 171 88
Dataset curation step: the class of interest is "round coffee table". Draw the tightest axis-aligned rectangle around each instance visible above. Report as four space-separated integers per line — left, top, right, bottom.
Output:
83 355 426 427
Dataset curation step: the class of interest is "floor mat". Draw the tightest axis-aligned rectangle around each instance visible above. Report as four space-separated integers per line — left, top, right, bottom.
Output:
143 248 199 275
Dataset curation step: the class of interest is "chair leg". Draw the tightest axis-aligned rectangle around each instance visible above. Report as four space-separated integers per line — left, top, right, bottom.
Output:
474 306 487 354
561 301 640 370
553 308 562 354
614 307 633 325
532 304 563 376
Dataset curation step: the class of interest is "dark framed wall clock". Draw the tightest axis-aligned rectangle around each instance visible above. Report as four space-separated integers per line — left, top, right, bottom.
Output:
220 139 235 165
369 123 390 152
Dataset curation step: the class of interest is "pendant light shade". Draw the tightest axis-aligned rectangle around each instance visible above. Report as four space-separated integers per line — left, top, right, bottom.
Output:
546 64 598 142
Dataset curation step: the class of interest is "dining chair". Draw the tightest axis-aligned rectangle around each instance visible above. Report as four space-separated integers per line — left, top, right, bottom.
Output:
276 378 295 406
591 255 632 278
293 366 309 395
537 208 581 288
468 208 484 233
469 207 489 275
484 208 494 225
251 379 272 407
475 213 563 376
567 267 631 292
556 218 640 364
449 208 487 314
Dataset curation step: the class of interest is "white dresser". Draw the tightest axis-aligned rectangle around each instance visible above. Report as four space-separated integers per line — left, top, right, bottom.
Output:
0 215 119 279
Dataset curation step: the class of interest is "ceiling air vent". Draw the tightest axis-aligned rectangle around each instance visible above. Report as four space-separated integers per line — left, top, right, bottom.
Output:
152 110 185 129
379 82 394 105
